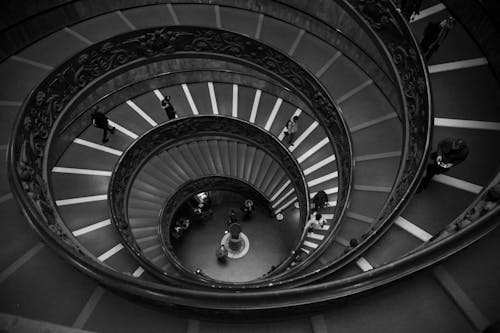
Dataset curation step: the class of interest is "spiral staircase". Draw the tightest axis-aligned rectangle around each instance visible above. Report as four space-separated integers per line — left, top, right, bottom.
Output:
1 0 500 332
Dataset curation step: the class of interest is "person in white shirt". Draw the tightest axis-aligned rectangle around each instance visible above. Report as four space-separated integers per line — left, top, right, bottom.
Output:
305 212 326 231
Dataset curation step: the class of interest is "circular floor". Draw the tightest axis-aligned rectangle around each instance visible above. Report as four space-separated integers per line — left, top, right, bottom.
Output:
173 191 298 282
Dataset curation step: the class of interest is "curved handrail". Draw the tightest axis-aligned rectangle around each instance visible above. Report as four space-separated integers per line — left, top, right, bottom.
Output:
286 0 433 283
108 116 309 287
10 111 500 309
45 62 348 285
9 151 498 312
330 0 432 269
256 0 433 286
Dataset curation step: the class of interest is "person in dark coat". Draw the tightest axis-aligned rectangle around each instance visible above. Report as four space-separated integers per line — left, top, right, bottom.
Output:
161 96 176 120
284 116 299 146
216 244 228 263
90 110 115 143
312 190 328 210
418 137 469 191
400 0 423 21
420 17 455 61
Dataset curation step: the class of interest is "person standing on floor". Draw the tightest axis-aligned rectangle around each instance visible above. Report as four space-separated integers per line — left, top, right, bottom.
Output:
418 137 469 191
285 116 299 146
227 209 238 228
420 17 455 61
161 96 176 120
216 244 228 263
241 199 254 220
90 109 115 143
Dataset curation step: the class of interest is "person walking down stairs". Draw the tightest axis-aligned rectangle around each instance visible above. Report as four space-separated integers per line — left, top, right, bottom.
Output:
398 0 423 21
284 116 299 146
418 137 469 191
90 109 115 143
420 17 456 61
312 190 328 211
305 212 326 232
161 96 177 120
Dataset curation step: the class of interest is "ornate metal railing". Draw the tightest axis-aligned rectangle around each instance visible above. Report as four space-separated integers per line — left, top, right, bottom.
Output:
329 0 432 267
109 116 309 286
7 1 500 312
8 25 353 287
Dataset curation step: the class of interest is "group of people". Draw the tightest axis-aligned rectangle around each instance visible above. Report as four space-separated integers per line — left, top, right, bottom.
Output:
227 199 254 228
171 217 191 241
90 95 176 144
172 198 214 242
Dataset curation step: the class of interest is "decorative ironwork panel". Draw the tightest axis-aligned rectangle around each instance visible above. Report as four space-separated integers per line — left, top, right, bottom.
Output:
346 0 431 223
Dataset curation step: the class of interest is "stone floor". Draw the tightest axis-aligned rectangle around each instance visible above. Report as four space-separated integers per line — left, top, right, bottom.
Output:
173 191 298 282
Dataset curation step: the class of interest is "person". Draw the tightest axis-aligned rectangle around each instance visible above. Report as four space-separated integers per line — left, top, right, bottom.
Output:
241 199 254 220
284 116 299 146
171 225 183 240
418 138 469 191
227 209 237 227
400 0 423 21
201 203 214 221
179 217 190 230
294 248 308 262
216 244 228 263
90 109 115 143
312 190 328 210
193 205 203 219
193 203 213 223
343 238 359 254
305 212 326 232
420 17 455 61
161 96 176 120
